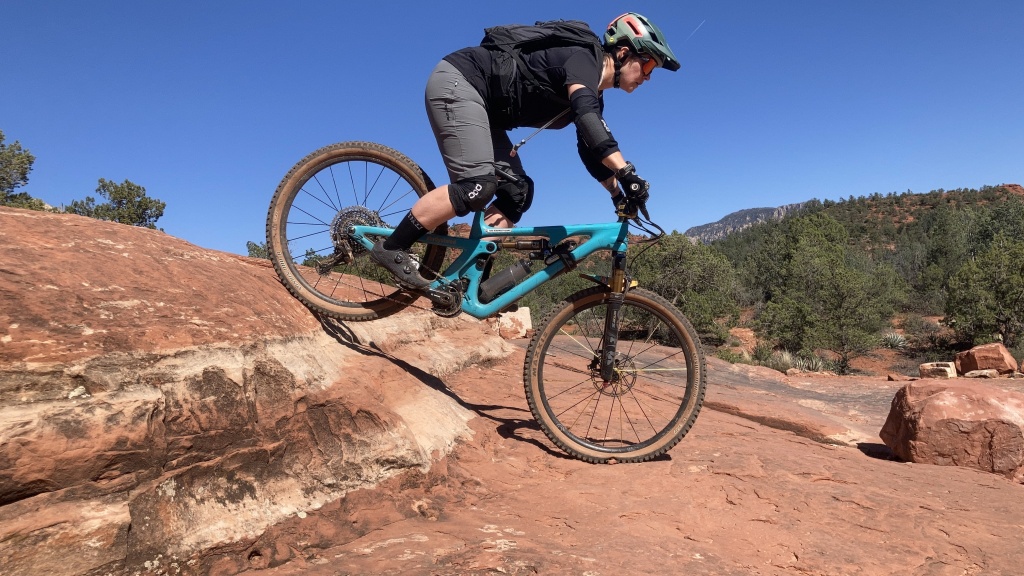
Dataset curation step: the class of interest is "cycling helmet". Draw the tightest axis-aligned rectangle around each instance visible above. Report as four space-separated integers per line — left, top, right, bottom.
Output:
604 12 680 72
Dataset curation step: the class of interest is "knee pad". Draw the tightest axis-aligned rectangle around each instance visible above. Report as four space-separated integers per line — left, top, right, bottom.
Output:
492 174 534 223
448 175 497 216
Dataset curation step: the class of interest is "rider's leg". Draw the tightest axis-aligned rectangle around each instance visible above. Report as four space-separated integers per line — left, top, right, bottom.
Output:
489 174 534 226
390 59 498 250
372 59 496 287
484 206 513 228
411 186 456 230
381 185 454 253
487 130 532 228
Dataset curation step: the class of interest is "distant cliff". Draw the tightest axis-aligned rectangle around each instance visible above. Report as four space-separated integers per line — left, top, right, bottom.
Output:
685 202 808 243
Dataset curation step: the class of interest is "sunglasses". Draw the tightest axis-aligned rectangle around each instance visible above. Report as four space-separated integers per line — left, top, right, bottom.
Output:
636 53 659 76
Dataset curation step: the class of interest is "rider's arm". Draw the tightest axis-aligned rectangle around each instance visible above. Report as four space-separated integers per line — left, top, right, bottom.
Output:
568 83 629 198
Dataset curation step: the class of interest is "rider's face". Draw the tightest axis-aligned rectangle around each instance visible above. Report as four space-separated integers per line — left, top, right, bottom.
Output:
618 51 657 93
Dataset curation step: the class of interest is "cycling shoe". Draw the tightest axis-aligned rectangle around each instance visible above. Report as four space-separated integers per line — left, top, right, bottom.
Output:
369 240 430 290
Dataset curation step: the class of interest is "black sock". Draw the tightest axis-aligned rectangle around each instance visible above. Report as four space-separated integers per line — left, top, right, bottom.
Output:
383 212 427 251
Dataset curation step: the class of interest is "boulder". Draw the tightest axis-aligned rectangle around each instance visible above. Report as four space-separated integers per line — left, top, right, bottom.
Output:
955 343 1018 375
964 369 1000 379
918 362 956 379
0 207 511 574
491 306 532 339
879 381 1024 481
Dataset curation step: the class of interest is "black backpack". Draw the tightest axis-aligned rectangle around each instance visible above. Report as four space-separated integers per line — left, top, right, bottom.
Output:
480 20 604 126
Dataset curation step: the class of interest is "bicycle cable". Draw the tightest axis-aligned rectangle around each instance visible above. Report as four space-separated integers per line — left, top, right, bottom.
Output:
509 108 570 158
623 208 667 270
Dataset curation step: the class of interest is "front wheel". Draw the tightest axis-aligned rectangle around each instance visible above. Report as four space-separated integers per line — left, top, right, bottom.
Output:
524 287 707 463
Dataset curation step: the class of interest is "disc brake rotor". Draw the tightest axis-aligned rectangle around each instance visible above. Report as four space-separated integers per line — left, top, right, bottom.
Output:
589 353 637 396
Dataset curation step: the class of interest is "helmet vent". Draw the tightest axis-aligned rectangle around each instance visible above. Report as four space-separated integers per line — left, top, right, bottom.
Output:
622 15 643 37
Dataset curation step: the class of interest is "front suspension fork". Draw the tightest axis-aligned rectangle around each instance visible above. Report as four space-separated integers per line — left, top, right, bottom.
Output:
600 251 629 381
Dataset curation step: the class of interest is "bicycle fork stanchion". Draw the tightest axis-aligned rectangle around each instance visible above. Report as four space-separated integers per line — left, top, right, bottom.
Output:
600 251 629 382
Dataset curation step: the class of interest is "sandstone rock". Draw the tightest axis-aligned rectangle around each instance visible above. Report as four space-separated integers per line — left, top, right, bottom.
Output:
492 307 532 339
249 351 1024 576
964 369 1000 379
879 381 1024 480
955 342 1018 375
0 490 129 576
784 368 836 378
918 362 956 379
887 373 914 382
0 207 511 574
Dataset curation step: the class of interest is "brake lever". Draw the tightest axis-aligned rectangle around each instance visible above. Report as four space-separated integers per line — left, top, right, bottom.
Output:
638 201 650 221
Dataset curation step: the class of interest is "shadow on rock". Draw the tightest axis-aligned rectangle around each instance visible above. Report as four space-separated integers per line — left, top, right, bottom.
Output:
316 313 570 459
857 442 897 461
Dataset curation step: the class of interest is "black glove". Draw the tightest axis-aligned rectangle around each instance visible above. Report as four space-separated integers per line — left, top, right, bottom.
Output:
610 191 628 215
613 162 649 219
611 191 643 219
616 162 650 204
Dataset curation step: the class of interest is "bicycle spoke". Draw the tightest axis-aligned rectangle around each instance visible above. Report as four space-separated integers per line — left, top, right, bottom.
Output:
268 143 447 321
379 187 420 218
346 161 359 205
371 173 401 214
286 229 332 247
310 174 340 212
562 390 601 433
545 361 593 379
526 288 706 461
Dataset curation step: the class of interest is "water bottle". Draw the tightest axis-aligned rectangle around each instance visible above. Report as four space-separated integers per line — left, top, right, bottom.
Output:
479 259 533 303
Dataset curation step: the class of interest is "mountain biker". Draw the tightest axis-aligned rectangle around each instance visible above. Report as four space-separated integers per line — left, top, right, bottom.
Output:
371 12 680 289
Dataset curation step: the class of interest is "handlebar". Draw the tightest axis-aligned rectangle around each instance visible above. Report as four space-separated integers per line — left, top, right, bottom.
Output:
495 163 657 235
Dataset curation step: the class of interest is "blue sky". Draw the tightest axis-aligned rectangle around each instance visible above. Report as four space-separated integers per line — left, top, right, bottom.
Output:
4 1 1022 254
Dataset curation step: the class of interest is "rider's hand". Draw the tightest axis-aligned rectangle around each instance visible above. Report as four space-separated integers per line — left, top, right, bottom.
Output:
616 162 650 205
613 162 649 219
611 191 643 219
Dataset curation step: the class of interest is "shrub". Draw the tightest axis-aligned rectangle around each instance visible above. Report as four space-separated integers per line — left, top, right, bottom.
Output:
880 332 908 350
752 342 774 363
715 349 747 364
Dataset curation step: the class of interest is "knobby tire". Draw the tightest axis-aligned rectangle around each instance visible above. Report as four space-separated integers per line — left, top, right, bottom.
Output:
524 287 707 463
266 141 448 321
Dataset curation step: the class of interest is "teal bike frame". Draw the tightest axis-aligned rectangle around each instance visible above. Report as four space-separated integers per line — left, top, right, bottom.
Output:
348 211 631 320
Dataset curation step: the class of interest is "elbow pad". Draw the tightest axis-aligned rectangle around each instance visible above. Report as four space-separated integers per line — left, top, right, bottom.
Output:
571 89 619 158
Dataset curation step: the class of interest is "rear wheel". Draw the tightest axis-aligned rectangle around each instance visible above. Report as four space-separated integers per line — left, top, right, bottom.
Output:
266 141 448 321
524 287 706 463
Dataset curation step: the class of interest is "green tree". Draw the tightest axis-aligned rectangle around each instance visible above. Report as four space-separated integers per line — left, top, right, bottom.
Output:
246 241 270 259
0 129 38 206
946 233 1024 347
754 213 904 372
736 223 789 304
66 178 166 228
633 233 739 340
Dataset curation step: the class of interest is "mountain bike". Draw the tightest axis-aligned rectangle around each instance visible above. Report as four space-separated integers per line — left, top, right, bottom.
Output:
266 141 706 463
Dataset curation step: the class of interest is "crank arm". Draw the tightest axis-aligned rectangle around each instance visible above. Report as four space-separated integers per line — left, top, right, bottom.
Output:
423 287 457 307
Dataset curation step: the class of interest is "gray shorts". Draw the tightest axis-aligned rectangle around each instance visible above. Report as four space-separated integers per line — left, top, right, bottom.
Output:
424 60 525 183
